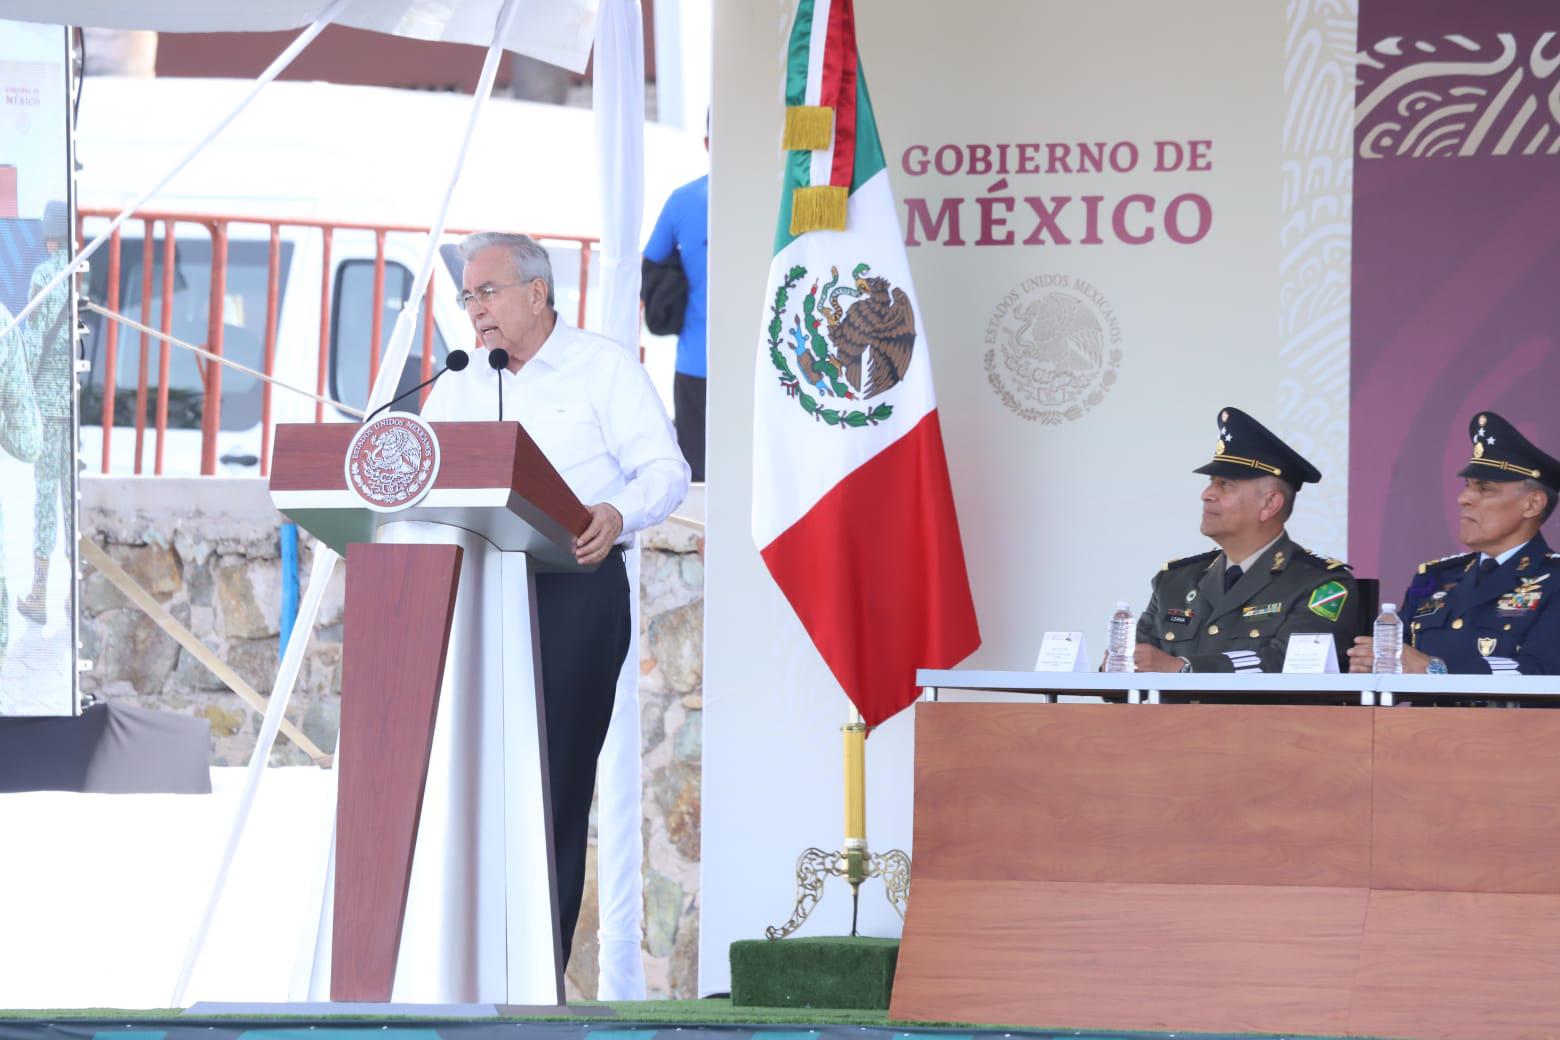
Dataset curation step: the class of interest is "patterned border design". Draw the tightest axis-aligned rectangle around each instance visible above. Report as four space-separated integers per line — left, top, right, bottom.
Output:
1279 0 1358 555
1356 32 1560 158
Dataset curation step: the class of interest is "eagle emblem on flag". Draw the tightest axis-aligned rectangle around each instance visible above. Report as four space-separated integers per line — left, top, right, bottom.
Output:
765 261 915 428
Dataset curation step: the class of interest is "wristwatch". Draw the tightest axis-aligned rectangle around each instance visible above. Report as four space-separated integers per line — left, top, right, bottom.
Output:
1426 657 1448 675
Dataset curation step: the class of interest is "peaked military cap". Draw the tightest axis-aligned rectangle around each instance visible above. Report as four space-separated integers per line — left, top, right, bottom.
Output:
1457 411 1560 492
1192 406 1322 490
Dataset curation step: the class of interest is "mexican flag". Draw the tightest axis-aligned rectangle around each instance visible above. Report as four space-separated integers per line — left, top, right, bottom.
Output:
752 0 981 728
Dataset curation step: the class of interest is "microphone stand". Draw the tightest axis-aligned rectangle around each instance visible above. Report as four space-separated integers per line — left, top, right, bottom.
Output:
362 349 470 423
488 348 511 422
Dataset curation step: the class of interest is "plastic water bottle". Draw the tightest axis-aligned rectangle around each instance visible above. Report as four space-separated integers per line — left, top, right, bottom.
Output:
1373 603 1403 674
1105 601 1135 673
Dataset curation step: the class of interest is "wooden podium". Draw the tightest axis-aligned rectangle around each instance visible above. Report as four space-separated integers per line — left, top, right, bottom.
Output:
269 420 590 1005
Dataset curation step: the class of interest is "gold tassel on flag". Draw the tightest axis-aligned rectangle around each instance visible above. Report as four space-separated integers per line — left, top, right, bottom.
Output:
783 104 834 150
790 185 848 234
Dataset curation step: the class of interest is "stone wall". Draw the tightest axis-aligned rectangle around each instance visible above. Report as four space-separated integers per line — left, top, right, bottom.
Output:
79 476 704 999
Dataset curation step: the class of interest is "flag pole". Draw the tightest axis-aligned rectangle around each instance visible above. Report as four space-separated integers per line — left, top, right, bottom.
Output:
842 704 868 935
764 700 910 940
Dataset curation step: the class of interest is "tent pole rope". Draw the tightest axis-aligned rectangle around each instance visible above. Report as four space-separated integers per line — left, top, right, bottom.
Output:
173 0 526 1006
362 0 526 412
164 2 353 1005
0 0 352 347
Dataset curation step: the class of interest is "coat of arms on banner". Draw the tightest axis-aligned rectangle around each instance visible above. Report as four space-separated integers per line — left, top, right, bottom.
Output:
983 274 1124 424
345 413 441 511
765 262 915 428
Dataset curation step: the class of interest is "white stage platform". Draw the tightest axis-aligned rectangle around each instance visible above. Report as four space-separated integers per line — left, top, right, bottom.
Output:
0 766 336 1009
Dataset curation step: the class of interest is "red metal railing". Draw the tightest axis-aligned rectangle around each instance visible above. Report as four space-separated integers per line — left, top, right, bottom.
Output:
77 208 601 477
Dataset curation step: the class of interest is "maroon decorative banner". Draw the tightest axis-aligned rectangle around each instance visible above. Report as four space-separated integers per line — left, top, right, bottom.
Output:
1350 0 1560 595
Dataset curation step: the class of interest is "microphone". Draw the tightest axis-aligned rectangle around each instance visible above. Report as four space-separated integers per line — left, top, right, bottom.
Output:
488 348 510 421
363 349 469 423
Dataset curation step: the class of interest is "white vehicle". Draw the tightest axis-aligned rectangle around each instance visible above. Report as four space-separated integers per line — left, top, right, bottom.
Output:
74 76 705 475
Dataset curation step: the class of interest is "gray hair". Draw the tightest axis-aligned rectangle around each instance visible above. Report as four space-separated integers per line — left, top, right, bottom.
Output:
459 232 555 308
1522 478 1558 523
1259 475 1296 521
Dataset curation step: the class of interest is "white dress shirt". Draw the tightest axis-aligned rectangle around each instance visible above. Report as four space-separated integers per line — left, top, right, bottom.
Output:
422 320 690 542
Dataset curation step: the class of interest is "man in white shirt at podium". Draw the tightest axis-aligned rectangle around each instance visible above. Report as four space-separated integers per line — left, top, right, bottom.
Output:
422 231 689 962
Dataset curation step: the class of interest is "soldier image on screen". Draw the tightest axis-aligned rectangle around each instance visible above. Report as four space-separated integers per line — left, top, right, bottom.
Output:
17 200 74 627
0 291 45 668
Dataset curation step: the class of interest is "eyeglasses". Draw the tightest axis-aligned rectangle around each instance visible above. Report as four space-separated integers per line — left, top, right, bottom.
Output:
455 281 526 310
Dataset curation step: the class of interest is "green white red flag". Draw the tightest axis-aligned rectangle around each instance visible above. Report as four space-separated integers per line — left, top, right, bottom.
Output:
751 0 980 727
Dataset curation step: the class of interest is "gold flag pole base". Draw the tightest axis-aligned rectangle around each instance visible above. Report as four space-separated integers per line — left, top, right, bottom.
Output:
764 839 911 940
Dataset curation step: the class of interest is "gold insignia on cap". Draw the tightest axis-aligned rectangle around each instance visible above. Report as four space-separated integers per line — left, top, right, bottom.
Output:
1479 636 1496 656
1452 618 1464 629
1214 439 1226 456
1474 441 1485 459
1208 624 1220 635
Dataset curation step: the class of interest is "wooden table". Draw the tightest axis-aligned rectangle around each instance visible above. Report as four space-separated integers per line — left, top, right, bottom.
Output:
891 676 1560 1040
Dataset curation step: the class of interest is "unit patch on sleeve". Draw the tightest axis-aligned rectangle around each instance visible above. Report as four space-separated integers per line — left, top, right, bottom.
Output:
1308 581 1349 621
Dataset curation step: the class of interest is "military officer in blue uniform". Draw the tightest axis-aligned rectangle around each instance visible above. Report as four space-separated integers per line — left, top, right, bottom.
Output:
1135 406 1360 673
1348 411 1560 676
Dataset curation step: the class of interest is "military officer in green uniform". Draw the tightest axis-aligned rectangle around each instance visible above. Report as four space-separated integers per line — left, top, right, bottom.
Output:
18 200 75 625
1347 411 1560 676
1134 406 1360 673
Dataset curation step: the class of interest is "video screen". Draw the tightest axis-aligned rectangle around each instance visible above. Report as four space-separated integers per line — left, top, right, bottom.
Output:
0 20 77 716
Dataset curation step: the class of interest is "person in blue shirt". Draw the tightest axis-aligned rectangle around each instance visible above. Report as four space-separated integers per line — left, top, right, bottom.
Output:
644 146 708 481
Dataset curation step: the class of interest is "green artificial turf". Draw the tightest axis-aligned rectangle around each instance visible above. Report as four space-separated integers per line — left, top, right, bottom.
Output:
0 1003 1377 1037
729 936 900 1010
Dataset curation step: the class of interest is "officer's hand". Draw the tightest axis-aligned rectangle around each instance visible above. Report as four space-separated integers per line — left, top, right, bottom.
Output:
1401 645 1432 674
574 503 624 565
1348 637 1433 674
1347 636 1374 673
1133 643 1184 673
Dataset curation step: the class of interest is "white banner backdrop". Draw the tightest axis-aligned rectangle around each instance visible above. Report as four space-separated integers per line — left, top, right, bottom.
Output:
700 0 1354 994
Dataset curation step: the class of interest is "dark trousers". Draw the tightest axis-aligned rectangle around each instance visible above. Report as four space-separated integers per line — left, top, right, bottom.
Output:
673 372 706 482
533 548 631 965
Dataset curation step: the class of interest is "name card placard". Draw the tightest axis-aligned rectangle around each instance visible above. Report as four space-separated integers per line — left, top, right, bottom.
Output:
1283 632 1339 674
1035 631 1091 672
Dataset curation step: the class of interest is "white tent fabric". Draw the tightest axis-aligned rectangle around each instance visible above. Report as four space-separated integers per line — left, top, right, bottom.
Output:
7 0 655 1004
0 0 599 71
588 0 649 1001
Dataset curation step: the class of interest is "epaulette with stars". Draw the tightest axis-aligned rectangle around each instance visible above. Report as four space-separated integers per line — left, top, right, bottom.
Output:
1161 549 1218 573
1418 551 1476 575
1288 544 1352 571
